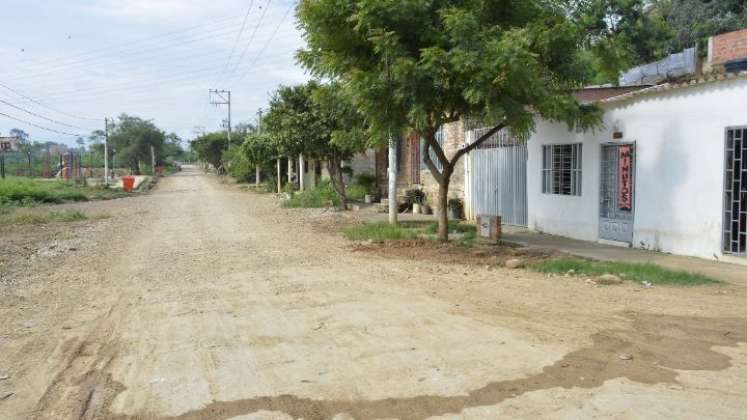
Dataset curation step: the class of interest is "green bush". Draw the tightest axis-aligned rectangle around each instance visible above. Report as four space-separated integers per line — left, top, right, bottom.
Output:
282 181 340 208
354 173 378 192
0 178 88 206
346 184 368 201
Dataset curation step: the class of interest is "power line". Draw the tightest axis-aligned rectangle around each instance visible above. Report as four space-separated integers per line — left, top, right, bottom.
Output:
216 1 256 85
0 81 100 121
224 0 273 84
0 112 83 137
9 14 243 74
36 49 298 103
236 0 295 84
0 98 84 130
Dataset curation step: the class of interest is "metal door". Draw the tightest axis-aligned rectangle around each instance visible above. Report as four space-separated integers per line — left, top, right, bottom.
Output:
466 128 528 226
599 143 635 243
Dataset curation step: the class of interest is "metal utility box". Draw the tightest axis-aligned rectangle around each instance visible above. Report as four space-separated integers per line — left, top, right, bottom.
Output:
478 215 502 242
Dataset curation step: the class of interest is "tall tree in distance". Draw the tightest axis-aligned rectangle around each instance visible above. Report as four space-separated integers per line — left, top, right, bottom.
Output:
298 0 618 240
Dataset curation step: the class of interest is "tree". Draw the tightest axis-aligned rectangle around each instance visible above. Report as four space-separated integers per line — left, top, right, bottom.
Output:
191 132 228 172
298 0 611 240
263 81 368 209
9 128 32 176
107 114 166 173
242 132 277 174
654 0 747 55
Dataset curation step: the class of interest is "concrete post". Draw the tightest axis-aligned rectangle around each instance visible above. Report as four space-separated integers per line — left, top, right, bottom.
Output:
388 136 398 224
298 154 305 191
276 158 281 193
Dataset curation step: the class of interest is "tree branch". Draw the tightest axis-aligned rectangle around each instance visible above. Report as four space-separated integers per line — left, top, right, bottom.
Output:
422 139 443 185
452 121 507 163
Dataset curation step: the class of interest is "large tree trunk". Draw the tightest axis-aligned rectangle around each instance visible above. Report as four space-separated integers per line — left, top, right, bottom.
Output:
437 175 451 242
327 157 348 211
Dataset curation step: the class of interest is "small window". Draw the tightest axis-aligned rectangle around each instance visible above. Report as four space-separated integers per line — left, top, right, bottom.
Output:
542 144 582 196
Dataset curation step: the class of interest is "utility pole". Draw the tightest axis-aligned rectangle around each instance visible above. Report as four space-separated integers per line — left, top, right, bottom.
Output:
104 118 109 186
209 89 232 147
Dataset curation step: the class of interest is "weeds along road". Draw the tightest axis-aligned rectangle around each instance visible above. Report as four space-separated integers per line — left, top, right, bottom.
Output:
1 166 746 419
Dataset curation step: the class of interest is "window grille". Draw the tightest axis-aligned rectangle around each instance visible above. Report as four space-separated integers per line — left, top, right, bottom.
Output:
542 144 582 196
724 127 747 255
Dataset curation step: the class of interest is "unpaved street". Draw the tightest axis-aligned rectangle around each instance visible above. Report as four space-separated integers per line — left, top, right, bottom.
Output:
1 167 746 420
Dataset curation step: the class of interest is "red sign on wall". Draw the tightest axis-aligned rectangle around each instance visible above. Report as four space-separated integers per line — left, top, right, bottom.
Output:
618 145 633 211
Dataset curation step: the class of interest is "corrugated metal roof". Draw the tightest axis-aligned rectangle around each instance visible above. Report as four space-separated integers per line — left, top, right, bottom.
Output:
601 71 747 104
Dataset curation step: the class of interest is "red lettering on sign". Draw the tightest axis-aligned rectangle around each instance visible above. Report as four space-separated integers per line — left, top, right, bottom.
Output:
618 145 633 211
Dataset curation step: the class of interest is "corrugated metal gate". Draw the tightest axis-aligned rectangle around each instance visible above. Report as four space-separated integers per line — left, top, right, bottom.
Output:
465 128 528 226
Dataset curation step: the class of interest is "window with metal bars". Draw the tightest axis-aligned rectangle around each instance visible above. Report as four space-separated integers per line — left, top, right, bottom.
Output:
421 126 444 172
724 127 747 255
542 144 582 196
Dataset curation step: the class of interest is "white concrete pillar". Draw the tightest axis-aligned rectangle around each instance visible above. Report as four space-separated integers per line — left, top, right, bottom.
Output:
276 159 281 193
287 156 294 188
298 154 305 191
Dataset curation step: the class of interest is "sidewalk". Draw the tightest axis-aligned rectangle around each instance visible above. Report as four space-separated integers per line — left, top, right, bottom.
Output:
502 226 747 287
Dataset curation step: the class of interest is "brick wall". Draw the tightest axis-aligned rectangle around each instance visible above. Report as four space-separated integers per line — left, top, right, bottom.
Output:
709 28 747 66
421 120 466 207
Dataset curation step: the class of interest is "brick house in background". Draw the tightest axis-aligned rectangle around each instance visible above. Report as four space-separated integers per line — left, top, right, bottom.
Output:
372 120 468 207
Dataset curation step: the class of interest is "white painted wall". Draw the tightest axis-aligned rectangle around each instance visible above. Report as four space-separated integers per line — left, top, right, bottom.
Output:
528 76 747 260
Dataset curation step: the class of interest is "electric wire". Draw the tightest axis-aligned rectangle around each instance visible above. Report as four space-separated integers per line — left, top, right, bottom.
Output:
0 112 83 137
0 81 101 121
235 1 296 84
0 99 84 130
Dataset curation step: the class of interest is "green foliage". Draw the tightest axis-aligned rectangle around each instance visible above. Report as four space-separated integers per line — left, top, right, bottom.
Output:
531 257 719 285
241 132 277 171
107 114 173 172
281 181 340 208
191 132 228 170
354 173 378 193
0 178 88 205
223 145 254 183
341 222 421 242
405 189 426 205
346 184 369 201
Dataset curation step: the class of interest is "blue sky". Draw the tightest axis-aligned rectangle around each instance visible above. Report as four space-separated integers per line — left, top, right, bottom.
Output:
0 0 307 146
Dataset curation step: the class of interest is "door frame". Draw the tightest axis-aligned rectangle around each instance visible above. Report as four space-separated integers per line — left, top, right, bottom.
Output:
598 141 637 244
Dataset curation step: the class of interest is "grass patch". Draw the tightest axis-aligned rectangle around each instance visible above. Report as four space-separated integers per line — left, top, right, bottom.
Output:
0 177 138 206
0 177 88 206
2 210 89 225
346 184 369 201
342 221 478 244
282 182 340 208
531 257 720 286
341 222 423 241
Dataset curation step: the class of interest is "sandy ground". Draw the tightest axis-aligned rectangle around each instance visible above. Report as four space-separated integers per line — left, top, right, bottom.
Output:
1 166 746 420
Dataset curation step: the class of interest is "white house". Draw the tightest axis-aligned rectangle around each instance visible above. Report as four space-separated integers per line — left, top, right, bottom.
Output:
526 72 747 262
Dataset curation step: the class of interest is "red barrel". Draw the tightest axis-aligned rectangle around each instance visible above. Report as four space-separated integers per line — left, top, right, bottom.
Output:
122 176 135 192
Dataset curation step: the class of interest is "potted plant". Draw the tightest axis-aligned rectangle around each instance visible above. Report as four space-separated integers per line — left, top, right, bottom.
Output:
447 198 463 220
405 189 426 214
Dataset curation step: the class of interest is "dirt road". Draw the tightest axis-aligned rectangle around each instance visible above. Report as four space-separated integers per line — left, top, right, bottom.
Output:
2 167 746 419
